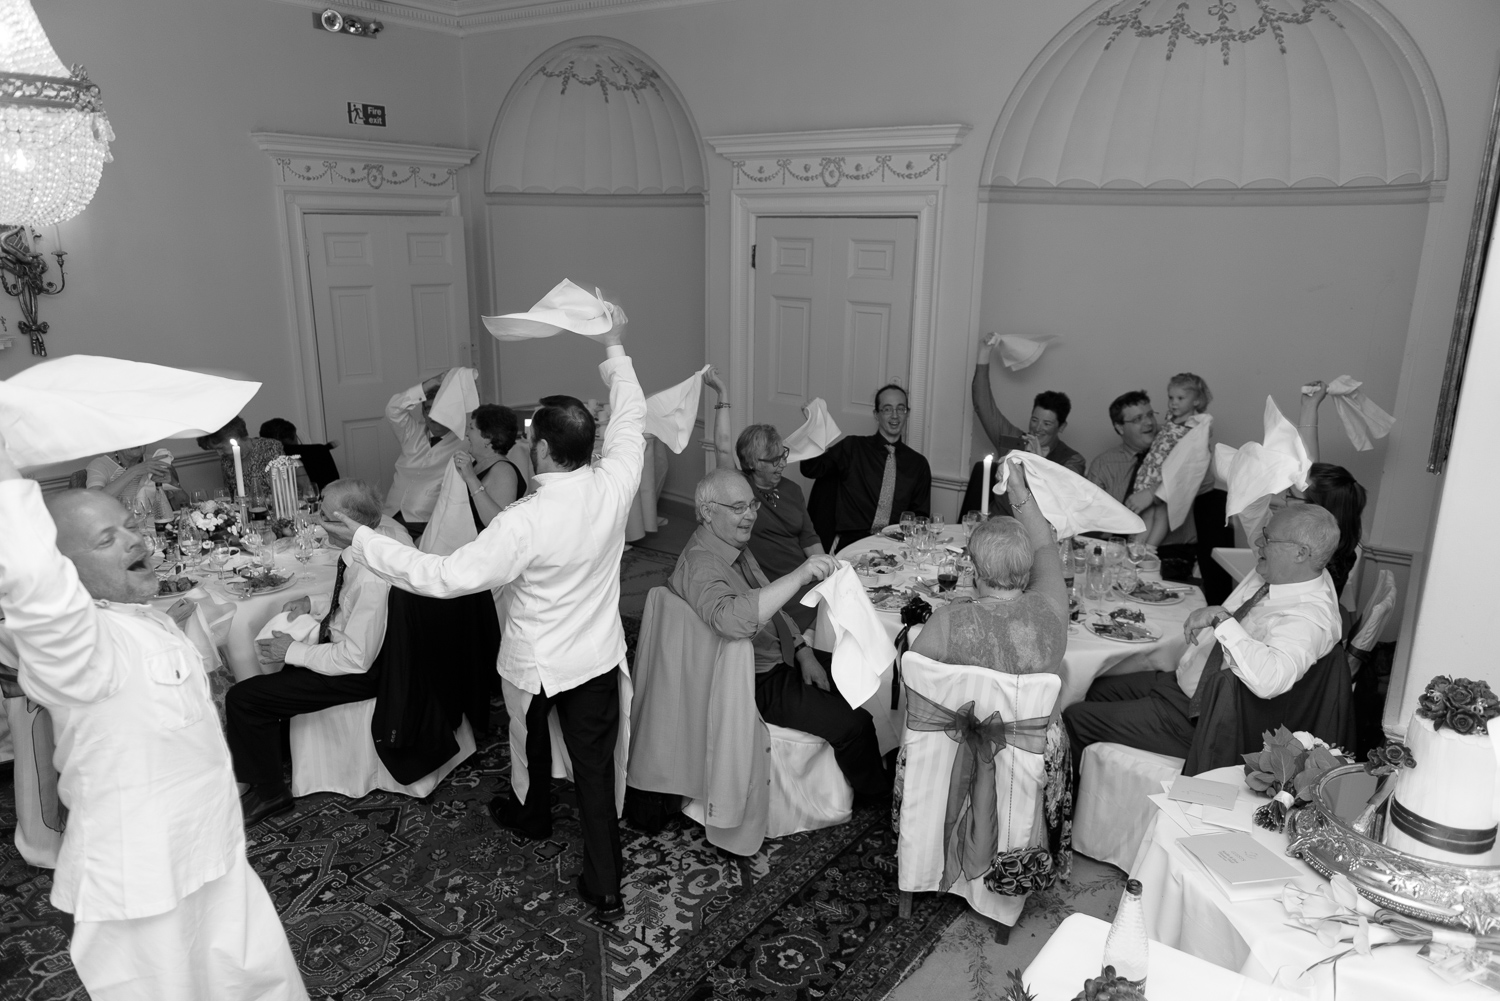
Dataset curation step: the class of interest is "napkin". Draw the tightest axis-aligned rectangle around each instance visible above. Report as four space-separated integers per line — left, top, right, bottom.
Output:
990 332 1056 372
1350 569 1396 652
428 367 478 436
254 610 321 646
1214 397 1311 535
481 280 627 342
1155 414 1213 531
420 462 479 557
783 398 842 462
801 565 895 711
1303 375 1395 452
643 364 710 453
992 450 1146 537
0 356 261 469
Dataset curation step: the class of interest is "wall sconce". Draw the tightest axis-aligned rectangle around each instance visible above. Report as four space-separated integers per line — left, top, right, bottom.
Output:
0 227 65 357
316 9 383 37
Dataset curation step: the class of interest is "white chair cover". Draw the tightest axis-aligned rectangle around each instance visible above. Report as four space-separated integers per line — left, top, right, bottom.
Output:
1073 741 1184 871
502 670 633 817
5 695 64 868
290 700 476 799
896 652 1060 924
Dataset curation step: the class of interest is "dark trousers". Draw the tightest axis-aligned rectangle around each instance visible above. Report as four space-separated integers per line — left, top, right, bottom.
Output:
513 667 623 898
1061 671 1195 782
226 665 381 794
755 662 888 798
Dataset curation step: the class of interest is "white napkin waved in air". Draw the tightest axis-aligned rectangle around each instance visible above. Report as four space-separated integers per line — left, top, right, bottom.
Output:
990 332 1056 372
0 356 261 469
420 462 479 557
801 565 895 710
1214 397 1311 536
481 280 627 342
428 367 478 436
1155 414 1213 531
992 450 1145 538
784 398 843 462
643 364 711 453
1302 375 1395 452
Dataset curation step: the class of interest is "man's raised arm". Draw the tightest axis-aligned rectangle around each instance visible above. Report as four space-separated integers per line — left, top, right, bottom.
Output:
593 325 647 498
972 337 1024 449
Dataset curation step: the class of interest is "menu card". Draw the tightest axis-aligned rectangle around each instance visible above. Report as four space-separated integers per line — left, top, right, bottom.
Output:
1178 832 1299 901
1168 775 1240 811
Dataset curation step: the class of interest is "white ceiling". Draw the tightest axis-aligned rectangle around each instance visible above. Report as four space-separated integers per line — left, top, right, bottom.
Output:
269 0 740 35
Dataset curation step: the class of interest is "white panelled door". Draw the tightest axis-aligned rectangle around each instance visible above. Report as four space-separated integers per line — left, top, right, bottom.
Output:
752 216 917 491
304 214 470 495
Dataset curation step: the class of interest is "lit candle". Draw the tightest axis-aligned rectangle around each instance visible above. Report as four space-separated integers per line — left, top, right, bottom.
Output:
980 453 993 517
230 438 246 497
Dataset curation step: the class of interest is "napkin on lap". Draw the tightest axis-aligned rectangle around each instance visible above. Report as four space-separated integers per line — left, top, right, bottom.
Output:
0 356 261 468
254 609 321 646
992 450 1146 538
801 565 895 710
428 367 478 435
1303 375 1395 452
1155 414 1213 530
481 279 627 342
1214 397 1311 531
643 364 711 453
783 398 842 462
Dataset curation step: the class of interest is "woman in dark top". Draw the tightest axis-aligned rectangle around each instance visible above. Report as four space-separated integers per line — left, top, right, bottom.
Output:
705 369 827 630
258 418 341 490
457 404 526 528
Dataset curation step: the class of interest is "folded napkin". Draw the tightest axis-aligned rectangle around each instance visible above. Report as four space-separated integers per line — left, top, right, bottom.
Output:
420 462 479 557
481 280 627 342
643 364 710 453
429 367 478 436
989 332 1056 372
1 356 261 469
1214 397 1311 535
1303 375 1395 452
1350 568 1395 652
801 565 895 711
992 450 1146 537
1155 414 1213 531
784 398 842 462
254 610 321 646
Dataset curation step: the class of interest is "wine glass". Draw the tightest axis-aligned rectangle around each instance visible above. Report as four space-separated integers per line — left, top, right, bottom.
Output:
899 511 916 539
929 513 945 543
961 510 982 539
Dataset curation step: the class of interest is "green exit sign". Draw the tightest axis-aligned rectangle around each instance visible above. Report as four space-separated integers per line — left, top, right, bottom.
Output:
347 103 386 127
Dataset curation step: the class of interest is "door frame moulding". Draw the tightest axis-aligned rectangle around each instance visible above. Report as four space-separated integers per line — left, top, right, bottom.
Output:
251 132 479 440
705 125 970 452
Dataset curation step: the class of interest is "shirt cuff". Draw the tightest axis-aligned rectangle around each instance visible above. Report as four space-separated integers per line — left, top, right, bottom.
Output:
605 344 626 359
1213 616 1251 648
284 640 313 666
348 526 377 562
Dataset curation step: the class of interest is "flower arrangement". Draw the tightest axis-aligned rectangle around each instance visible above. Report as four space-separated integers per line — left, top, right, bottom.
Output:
1416 676 1500 736
1243 727 1352 832
1364 740 1417 777
187 499 240 537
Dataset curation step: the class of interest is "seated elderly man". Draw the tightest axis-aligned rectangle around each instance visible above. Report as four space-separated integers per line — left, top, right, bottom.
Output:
671 468 890 801
226 479 412 824
0 435 305 999
1063 505 1343 773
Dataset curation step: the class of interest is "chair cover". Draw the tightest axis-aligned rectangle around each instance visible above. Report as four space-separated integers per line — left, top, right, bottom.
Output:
4 695 64 868
291 703 476 799
502 670 632 818
896 652 1060 924
1073 741 1184 871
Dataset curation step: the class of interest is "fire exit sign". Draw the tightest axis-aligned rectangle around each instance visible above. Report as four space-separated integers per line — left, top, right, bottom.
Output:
347 103 386 127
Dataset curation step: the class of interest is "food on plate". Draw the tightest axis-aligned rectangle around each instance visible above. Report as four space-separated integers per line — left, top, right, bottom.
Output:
1107 606 1145 625
1126 580 1179 603
229 571 292 594
1089 619 1157 642
879 525 906 542
859 550 901 570
156 576 196 595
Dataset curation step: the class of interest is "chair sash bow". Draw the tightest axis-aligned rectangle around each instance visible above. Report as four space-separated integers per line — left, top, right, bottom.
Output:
904 686 1049 891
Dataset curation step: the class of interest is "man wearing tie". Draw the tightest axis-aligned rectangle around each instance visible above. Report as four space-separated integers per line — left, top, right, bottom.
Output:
799 383 930 551
1062 505 1342 774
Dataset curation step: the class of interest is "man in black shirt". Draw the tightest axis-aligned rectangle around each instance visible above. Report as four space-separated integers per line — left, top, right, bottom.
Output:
800 384 931 551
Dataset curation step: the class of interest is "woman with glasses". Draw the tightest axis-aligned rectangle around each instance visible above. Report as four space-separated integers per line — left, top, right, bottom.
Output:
706 369 827 629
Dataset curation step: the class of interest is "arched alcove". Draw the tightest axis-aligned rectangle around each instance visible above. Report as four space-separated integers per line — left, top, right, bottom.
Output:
982 0 1446 191
486 37 706 195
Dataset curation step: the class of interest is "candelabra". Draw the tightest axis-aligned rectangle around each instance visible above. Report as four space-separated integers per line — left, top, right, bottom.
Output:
0 225 65 356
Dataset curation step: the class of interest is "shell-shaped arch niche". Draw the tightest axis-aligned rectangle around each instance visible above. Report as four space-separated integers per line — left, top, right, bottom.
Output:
487 37 706 196
983 0 1447 191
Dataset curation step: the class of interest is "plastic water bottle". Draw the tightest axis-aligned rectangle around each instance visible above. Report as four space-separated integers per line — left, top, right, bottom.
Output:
1101 878 1149 991
1084 543 1108 601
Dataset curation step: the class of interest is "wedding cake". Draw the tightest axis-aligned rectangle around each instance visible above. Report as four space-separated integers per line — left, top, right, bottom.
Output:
1384 676 1500 865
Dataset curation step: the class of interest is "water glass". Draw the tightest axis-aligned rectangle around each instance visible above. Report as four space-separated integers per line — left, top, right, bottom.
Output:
929 513 945 539
258 529 279 570
961 510 982 538
900 511 916 537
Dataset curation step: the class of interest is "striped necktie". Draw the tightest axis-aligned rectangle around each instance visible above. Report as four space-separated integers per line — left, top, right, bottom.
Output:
1188 581 1272 718
871 443 898 531
317 556 348 645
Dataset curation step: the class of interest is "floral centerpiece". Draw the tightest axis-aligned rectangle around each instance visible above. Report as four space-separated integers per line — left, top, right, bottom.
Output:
1243 727 1352 833
999 967 1146 1001
185 499 243 543
1417 676 1500 735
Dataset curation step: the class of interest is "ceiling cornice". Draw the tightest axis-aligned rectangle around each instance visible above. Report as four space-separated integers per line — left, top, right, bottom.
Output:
269 0 744 35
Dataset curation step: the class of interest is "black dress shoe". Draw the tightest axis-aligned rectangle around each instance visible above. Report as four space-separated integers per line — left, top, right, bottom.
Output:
487 794 551 840
240 786 293 826
576 875 624 918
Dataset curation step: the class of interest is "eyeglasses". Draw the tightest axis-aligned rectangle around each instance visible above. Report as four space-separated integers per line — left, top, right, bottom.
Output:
1122 411 1158 427
1257 530 1303 550
877 405 909 417
710 499 762 517
756 448 790 467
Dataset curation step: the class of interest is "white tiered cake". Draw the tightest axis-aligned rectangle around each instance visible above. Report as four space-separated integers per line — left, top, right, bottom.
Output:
1385 707 1499 866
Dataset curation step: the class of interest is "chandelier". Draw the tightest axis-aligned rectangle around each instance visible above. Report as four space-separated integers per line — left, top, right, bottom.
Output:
0 0 114 230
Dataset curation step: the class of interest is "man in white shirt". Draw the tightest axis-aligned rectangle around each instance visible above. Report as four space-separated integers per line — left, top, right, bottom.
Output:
335 322 642 917
226 479 411 824
384 368 469 541
0 434 306 1001
1062 505 1343 773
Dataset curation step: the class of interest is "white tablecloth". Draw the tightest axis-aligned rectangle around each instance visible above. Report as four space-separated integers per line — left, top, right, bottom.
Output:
1131 765 1492 1001
1023 912 1298 1001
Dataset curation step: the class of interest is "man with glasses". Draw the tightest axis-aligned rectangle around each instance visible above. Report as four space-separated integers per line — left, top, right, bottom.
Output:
1086 390 1161 505
670 468 890 802
1062 505 1343 773
799 383 931 551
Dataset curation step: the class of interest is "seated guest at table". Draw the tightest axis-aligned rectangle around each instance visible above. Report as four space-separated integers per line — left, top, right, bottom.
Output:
456 403 526 527
383 370 467 541
970 337 1086 474
226 479 411 824
705 369 826 631
84 445 185 514
0 436 306 999
1062 505 1343 776
196 416 285 500
1086 390 1158 504
799 383 930 551
671 468 889 801
259 417 341 491
1288 381 1369 599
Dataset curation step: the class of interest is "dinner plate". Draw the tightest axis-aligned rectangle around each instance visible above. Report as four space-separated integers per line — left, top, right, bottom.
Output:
1122 586 1186 606
1085 621 1160 644
223 575 296 599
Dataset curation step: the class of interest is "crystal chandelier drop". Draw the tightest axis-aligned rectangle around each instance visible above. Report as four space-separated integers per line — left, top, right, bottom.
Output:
0 0 114 229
